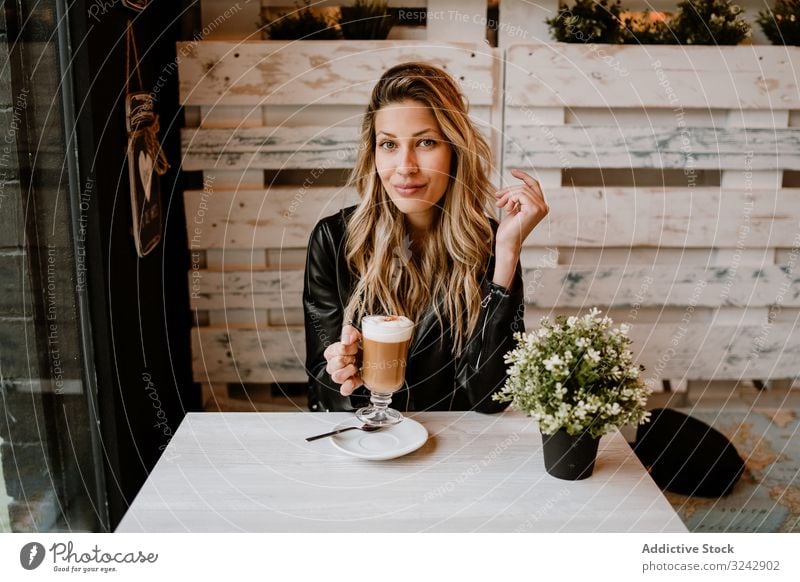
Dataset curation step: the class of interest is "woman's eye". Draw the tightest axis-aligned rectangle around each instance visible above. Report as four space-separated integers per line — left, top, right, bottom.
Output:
419 139 436 147
379 141 395 150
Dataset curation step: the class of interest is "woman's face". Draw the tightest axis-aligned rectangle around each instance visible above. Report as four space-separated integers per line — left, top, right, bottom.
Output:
374 99 453 221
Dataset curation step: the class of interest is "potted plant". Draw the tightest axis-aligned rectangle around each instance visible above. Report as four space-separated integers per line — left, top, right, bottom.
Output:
546 0 626 44
669 0 751 45
261 0 342 40
622 10 674 44
339 0 394 40
493 307 651 480
757 0 800 45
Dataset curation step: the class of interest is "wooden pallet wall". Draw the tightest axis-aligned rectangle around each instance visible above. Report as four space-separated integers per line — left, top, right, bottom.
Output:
503 43 800 387
182 2 799 408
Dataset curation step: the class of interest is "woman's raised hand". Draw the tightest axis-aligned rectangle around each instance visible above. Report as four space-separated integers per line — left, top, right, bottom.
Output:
323 324 364 396
493 168 550 253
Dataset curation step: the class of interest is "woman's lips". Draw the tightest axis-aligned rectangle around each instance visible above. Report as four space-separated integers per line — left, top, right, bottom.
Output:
394 184 425 196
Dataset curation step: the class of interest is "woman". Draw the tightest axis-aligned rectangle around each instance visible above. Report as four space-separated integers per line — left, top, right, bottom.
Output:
303 62 548 413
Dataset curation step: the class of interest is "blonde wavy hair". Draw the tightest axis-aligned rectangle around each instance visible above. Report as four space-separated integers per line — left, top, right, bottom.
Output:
343 61 497 357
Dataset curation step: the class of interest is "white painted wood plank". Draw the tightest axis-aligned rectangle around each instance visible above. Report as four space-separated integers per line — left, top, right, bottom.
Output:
199 105 264 128
205 249 268 270
183 183 800 257
504 126 800 170
267 248 305 268
178 41 496 106
182 124 359 170
505 44 800 109
269 307 304 326
518 186 800 248
256 103 491 128
192 326 306 383
183 187 360 249
720 170 782 189
525 306 709 325
208 308 269 327
189 264 799 310
628 322 800 383
191 318 799 381
184 183 800 250
183 122 493 170
192 269 304 310
263 104 364 127
726 109 790 129
519 246 559 270
200 169 264 189
713 306 769 325
115 412 687 533
560 248 776 268
549 108 729 129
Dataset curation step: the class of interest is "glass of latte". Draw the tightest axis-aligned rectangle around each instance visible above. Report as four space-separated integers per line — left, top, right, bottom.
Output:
355 315 415 426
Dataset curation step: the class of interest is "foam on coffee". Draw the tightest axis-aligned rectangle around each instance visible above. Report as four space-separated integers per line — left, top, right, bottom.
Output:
360 315 414 393
361 315 414 342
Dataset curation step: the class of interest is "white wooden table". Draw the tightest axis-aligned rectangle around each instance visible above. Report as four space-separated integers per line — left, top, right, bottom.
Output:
116 412 687 532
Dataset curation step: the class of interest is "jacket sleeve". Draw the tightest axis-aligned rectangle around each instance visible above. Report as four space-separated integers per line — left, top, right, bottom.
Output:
302 222 363 412
453 256 525 413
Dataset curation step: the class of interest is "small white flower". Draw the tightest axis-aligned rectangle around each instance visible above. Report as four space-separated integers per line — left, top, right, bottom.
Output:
543 354 564 371
496 301 649 439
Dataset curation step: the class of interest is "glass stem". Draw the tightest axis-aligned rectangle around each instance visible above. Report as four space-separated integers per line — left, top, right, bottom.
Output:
370 391 392 418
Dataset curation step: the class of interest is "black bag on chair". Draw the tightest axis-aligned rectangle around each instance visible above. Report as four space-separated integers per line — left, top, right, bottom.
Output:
633 408 745 497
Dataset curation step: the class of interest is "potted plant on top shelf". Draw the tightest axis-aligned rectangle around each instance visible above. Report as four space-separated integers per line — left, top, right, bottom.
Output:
546 0 626 44
493 308 651 480
548 0 751 45
260 0 395 41
668 0 751 45
261 0 342 40
757 0 800 45
339 0 394 40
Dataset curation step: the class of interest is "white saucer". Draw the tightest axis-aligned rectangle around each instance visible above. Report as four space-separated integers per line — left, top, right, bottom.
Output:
330 417 428 461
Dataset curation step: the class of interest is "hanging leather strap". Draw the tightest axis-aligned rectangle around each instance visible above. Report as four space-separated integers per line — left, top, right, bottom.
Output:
125 20 170 176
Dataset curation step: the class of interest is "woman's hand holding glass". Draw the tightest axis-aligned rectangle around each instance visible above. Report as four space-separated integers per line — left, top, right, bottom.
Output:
324 324 364 396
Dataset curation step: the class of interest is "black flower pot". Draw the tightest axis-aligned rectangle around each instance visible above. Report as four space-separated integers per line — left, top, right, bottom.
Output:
541 428 600 480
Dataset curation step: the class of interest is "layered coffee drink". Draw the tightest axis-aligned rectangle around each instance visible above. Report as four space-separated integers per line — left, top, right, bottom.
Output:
360 315 414 394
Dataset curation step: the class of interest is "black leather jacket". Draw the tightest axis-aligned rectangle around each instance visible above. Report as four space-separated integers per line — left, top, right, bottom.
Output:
303 205 524 414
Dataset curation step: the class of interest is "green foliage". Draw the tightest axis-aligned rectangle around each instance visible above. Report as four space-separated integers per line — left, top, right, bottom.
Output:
547 0 752 45
757 0 800 45
622 10 676 44
264 1 342 40
493 308 651 439
670 0 751 45
339 0 394 40
546 0 625 44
